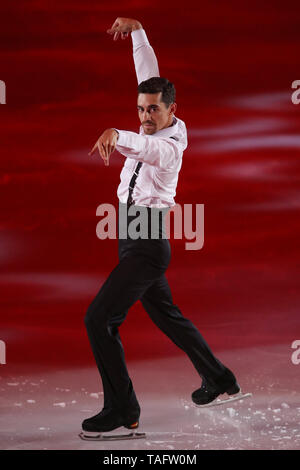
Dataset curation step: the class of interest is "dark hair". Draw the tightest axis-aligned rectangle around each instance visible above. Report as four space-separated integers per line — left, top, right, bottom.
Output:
137 77 176 108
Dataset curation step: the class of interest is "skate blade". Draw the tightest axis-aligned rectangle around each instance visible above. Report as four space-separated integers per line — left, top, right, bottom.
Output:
79 430 146 441
195 392 252 408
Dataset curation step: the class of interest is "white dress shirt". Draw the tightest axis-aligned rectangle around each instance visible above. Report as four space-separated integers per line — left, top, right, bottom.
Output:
114 28 188 208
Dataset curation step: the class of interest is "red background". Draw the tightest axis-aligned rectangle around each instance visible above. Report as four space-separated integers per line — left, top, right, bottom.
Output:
1 0 300 372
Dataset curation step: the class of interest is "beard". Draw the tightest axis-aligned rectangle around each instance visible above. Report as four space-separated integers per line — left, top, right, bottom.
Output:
143 123 156 134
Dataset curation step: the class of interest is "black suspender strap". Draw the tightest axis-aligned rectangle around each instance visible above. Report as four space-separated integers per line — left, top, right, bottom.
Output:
127 161 143 206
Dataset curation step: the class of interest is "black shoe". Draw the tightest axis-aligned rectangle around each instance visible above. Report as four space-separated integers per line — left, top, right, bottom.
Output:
82 406 140 433
192 372 240 406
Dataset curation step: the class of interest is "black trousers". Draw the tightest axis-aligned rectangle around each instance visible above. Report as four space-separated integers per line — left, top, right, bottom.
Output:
84 202 231 417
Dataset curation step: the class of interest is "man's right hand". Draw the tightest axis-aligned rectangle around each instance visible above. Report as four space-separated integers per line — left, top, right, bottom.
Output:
88 128 119 166
107 17 143 41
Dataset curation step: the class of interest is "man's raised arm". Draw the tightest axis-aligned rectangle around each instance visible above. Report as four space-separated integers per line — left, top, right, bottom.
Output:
88 18 162 166
107 17 160 84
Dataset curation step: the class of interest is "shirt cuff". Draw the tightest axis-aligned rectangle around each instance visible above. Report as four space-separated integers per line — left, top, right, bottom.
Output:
113 129 128 147
131 28 150 48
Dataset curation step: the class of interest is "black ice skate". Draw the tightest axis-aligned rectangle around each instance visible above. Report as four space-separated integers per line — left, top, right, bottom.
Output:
79 407 146 441
191 376 252 408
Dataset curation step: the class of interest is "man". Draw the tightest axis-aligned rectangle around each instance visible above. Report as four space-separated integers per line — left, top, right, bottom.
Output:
82 17 240 437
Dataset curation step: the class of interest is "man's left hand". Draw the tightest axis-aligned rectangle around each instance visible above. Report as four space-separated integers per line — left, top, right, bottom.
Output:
88 128 119 166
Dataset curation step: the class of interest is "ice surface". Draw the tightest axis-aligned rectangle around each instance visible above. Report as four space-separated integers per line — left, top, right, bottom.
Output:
0 344 299 450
